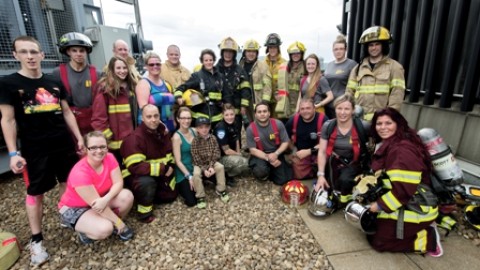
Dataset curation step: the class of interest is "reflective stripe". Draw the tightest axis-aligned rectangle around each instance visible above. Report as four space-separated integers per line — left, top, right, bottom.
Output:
108 104 131 114
241 99 249 106
137 204 153 214
124 153 147 168
288 83 300 91
364 113 374 121
239 81 250 89
253 83 263 90
340 194 352 203
377 206 438 223
414 229 427 253
347 80 358 89
391 79 405 89
102 128 113 139
262 94 271 101
169 178 176 190
108 140 122 150
193 112 223 122
387 169 421 184
439 215 456 230
208 92 222 100
357 84 390 94
150 162 160 177
382 191 403 211
174 90 183 97
122 169 131 178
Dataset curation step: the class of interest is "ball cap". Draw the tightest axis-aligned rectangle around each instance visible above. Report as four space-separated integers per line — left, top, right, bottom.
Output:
195 117 211 127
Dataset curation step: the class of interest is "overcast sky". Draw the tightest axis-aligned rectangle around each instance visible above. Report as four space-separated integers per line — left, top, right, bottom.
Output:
95 0 345 70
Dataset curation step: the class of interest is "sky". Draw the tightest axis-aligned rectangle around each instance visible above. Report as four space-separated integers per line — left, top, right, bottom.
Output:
95 0 345 70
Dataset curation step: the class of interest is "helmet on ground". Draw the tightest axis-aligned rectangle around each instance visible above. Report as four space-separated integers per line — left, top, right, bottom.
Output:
58 32 93 55
243 39 261 51
308 188 337 217
182 89 205 107
359 26 392 44
287 41 306 54
281 180 308 205
264 33 282 47
219 37 238 52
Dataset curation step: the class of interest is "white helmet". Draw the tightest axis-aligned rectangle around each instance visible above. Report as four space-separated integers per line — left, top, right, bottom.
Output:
308 189 337 217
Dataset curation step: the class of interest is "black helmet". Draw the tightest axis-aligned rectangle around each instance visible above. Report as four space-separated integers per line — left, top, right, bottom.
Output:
58 32 93 55
264 33 282 47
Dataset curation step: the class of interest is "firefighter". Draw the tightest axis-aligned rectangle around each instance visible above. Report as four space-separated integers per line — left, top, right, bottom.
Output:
53 32 102 136
216 37 251 137
120 105 177 223
262 33 287 117
276 41 307 121
239 39 273 127
175 49 224 128
346 26 405 121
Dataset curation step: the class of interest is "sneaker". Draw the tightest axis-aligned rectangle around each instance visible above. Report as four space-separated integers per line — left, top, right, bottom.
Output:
29 240 49 266
216 190 230 203
78 232 94 245
60 220 69 228
427 225 443 257
118 225 134 241
197 198 207 209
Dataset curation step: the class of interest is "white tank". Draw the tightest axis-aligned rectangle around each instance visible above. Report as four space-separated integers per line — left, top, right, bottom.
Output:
417 128 463 186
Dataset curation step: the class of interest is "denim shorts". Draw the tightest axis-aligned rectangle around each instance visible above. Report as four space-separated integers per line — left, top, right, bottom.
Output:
59 206 89 230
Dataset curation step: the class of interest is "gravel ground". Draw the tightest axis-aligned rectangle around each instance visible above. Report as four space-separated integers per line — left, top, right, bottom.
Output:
0 172 330 270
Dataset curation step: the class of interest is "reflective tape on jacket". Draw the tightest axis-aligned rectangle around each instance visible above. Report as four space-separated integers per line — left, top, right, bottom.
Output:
122 169 131 178
253 83 264 91
391 78 406 89
150 162 161 177
239 81 250 89
387 169 422 185
381 191 403 211
340 194 352 203
102 128 113 139
108 140 122 150
208 92 222 100
193 112 223 122
137 204 153 214
241 99 249 107
262 94 271 101
347 80 358 90
356 84 390 94
124 153 147 168
108 104 131 114
174 90 183 98
288 83 300 91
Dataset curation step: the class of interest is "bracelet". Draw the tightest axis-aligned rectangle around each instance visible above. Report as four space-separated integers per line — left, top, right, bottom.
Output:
8 151 19 157
115 218 123 228
274 151 280 156
317 171 325 177
185 173 191 179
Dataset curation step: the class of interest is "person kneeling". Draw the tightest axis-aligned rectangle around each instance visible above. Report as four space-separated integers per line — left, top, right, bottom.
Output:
58 131 134 244
192 117 230 209
121 105 178 223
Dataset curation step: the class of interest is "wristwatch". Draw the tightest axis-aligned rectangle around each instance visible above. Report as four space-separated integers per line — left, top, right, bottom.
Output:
317 171 325 177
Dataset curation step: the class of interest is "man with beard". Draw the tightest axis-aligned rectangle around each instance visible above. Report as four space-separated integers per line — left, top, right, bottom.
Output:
120 104 177 223
53 32 102 135
246 101 292 185
285 98 328 179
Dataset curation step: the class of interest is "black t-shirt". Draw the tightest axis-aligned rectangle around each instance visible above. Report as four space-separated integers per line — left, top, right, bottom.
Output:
213 119 239 155
0 73 75 156
285 113 328 150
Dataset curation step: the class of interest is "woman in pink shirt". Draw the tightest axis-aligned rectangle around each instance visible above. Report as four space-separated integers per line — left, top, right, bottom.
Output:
58 131 134 244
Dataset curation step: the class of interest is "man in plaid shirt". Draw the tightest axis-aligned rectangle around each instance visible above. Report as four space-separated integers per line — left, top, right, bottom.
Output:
191 117 230 209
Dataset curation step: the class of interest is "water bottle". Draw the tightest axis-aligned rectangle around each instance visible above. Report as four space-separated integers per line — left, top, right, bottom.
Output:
289 192 299 208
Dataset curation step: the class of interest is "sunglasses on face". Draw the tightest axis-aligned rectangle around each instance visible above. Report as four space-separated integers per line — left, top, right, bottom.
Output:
148 63 161 67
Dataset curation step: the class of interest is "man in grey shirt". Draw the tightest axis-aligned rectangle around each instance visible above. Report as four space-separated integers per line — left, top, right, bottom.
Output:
246 101 292 185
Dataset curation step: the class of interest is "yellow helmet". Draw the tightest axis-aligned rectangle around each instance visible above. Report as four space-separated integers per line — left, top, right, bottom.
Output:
359 26 392 44
182 89 205 107
287 41 306 54
243 39 260 51
219 37 238 52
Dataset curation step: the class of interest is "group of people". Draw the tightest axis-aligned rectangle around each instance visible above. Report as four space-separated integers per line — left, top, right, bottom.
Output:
2 25 448 267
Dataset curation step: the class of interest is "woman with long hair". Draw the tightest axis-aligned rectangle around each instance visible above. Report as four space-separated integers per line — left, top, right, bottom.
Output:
297 54 334 114
91 56 138 164
367 108 441 257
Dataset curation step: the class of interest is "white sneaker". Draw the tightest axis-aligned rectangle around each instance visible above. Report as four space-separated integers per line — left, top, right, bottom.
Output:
29 240 49 266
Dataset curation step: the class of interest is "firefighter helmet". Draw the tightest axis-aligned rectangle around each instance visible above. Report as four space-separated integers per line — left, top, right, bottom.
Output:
359 26 392 44
308 188 337 217
281 180 308 206
243 39 261 51
58 32 93 55
287 41 306 54
264 33 282 46
182 89 205 107
219 37 238 52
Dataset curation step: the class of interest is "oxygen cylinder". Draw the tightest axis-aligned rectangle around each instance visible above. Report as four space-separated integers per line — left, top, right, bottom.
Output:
417 128 463 186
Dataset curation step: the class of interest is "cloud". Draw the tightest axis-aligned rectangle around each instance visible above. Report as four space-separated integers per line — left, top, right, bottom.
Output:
97 0 344 69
